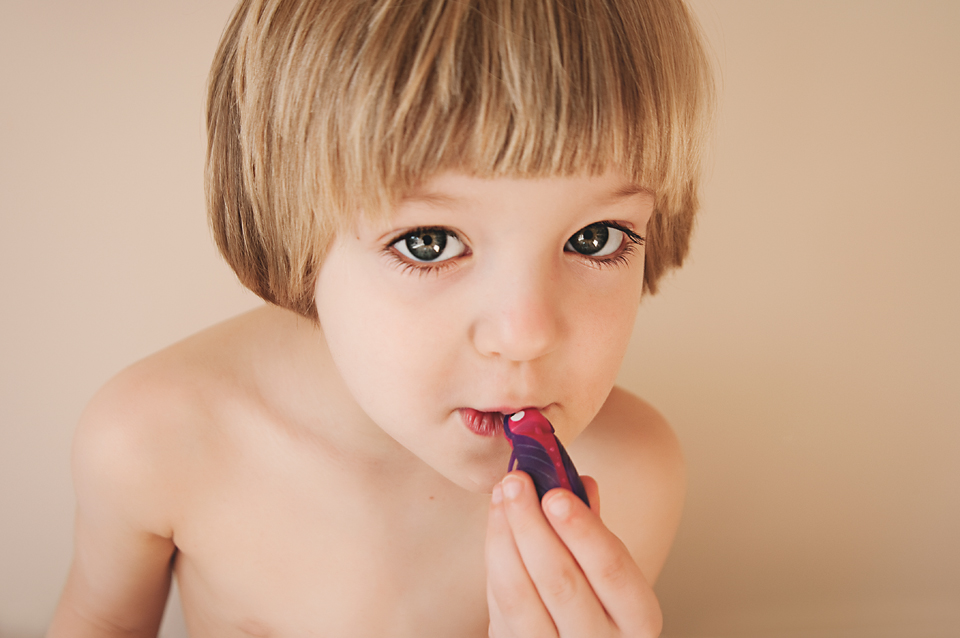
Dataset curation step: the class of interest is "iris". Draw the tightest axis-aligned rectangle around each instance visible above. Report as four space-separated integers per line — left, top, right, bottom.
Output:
568 223 610 255
405 230 446 261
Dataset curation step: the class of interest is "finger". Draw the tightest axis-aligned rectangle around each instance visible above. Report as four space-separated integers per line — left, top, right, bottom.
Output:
541 488 663 637
486 587 512 638
486 483 557 637
487 582 547 638
500 472 611 635
581 474 601 516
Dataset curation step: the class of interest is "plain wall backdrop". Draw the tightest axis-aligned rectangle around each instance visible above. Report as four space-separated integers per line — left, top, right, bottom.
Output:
1 1 957 637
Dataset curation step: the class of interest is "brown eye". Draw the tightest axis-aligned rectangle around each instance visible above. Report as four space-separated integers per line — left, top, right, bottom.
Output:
394 228 466 262
565 223 624 257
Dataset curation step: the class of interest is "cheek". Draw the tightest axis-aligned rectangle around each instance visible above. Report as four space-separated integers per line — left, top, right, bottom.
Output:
560 276 643 428
315 253 463 415
573 267 642 355
576 301 637 386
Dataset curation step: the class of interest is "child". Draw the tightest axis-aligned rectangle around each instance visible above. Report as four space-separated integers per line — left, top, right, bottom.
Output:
49 0 712 635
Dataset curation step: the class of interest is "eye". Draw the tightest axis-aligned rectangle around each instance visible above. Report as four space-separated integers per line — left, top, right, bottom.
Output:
565 223 625 257
393 227 466 263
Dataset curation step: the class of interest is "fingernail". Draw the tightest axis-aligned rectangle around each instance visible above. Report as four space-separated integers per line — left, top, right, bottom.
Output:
491 483 503 505
501 475 522 500
546 491 572 519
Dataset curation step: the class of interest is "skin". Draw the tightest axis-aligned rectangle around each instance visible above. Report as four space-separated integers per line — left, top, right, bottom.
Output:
47 172 685 637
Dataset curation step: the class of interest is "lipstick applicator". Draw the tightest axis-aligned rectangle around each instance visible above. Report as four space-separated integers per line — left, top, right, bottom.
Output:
501 409 590 506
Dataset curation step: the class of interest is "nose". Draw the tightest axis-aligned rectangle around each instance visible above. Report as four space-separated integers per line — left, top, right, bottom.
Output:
470 259 562 362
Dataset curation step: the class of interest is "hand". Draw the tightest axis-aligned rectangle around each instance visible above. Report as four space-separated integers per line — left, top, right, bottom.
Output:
485 471 662 638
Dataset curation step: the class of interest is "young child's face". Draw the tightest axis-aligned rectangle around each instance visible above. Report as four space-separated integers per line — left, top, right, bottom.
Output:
314 172 653 492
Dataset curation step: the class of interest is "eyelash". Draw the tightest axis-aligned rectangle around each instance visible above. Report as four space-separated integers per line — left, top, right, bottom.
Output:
383 226 468 277
576 222 645 271
383 222 645 275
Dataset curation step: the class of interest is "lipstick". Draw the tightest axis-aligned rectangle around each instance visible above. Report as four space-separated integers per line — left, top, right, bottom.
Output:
502 410 590 506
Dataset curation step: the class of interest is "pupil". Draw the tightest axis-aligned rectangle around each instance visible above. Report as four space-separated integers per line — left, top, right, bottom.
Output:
574 224 608 255
407 230 446 260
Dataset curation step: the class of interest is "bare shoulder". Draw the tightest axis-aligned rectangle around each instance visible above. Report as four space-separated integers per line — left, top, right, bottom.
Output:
73 308 267 535
569 386 685 583
50 312 274 634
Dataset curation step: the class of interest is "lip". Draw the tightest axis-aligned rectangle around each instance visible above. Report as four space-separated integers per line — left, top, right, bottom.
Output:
459 406 545 437
459 408 505 437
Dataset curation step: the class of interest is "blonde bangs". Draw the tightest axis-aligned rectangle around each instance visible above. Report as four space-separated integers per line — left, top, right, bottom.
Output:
207 0 714 318
328 0 712 213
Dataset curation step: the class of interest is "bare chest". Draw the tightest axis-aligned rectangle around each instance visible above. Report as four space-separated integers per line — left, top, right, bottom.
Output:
170 436 491 637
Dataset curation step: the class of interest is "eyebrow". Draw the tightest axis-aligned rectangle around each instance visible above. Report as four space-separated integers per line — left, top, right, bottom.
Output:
399 182 652 207
609 184 652 199
398 191 462 207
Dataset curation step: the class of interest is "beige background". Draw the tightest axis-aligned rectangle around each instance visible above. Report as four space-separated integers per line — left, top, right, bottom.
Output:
1 1 957 637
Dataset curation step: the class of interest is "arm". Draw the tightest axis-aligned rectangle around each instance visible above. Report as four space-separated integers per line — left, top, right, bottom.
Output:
48 378 178 638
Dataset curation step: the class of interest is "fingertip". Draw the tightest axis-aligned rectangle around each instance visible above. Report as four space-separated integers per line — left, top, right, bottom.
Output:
486 486 510 544
491 482 504 505
505 475 527 501
501 470 540 504
543 489 573 520
505 469 533 484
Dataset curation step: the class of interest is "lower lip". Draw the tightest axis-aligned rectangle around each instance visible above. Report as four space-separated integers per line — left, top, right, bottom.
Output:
459 408 505 437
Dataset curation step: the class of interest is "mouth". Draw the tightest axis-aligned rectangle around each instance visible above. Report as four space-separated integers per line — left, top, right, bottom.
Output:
459 406 546 437
459 408 508 437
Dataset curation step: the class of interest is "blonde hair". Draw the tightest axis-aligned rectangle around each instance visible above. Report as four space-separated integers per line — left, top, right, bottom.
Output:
207 0 714 319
